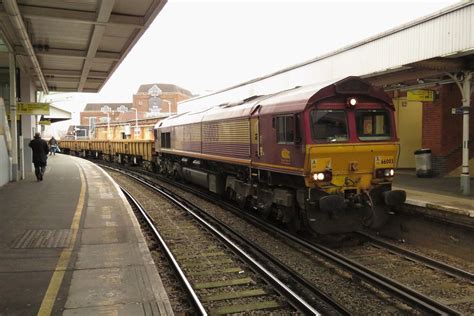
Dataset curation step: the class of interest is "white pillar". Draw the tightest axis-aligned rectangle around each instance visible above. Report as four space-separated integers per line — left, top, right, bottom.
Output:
20 71 36 175
9 52 18 181
460 72 471 195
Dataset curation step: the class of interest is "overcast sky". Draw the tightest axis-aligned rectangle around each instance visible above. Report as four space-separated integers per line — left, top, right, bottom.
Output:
49 0 460 129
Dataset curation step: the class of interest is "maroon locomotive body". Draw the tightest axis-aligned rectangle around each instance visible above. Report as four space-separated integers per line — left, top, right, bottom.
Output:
154 77 405 234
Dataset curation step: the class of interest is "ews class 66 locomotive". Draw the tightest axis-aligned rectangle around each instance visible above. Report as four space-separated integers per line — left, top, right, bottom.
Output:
154 76 406 234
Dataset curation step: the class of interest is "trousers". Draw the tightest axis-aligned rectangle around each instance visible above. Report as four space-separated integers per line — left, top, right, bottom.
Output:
33 161 47 180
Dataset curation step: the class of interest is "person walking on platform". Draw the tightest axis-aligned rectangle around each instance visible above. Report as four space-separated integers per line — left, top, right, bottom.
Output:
48 136 58 155
29 132 49 181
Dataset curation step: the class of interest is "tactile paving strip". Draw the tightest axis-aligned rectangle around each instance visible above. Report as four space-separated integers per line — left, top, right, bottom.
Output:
11 229 73 248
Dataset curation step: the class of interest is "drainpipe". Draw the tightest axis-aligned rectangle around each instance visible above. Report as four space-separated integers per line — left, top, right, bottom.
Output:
3 0 49 94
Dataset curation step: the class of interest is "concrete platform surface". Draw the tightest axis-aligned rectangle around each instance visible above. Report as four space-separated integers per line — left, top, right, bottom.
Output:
0 154 173 315
393 171 474 218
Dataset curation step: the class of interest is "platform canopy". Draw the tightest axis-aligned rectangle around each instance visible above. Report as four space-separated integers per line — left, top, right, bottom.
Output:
179 1 474 113
44 105 71 123
0 0 166 94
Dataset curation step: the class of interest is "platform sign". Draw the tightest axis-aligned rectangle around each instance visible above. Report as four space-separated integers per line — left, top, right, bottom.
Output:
451 107 465 115
17 102 50 115
39 119 51 125
407 90 434 102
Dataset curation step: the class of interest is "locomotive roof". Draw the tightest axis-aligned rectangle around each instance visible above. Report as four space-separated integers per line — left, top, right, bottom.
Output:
155 77 391 129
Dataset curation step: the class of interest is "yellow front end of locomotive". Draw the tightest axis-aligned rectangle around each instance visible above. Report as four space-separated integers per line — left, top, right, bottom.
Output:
304 143 399 193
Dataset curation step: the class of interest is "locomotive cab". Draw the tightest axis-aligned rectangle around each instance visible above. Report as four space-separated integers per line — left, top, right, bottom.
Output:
301 77 406 234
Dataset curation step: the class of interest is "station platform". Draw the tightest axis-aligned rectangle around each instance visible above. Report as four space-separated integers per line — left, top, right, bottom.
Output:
393 171 474 220
0 154 173 315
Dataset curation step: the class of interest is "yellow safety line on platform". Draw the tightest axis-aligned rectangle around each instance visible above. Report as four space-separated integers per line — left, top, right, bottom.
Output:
37 162 86 316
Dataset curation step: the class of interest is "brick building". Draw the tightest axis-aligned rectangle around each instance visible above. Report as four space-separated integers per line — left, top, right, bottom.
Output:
80 103 133 126
133 83 192 115
80 83 192 128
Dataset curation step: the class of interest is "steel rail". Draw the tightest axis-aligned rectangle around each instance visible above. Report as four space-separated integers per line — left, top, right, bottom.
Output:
245 217 461 315
356 231 474 282
120 186 207 316
108 166 321 315
144 175 350 315
102 163 460 315
143 170 458 315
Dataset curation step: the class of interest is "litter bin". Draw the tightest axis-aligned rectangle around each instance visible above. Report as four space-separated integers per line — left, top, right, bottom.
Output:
414 148 432 177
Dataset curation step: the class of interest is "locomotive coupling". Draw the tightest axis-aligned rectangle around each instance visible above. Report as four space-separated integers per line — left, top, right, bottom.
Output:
382 190 406 206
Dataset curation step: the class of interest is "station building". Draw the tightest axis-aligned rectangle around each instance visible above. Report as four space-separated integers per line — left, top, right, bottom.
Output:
78 83 192 133
0 0 165 187
179 2 474 182
0 0 472 192
133 83 193 115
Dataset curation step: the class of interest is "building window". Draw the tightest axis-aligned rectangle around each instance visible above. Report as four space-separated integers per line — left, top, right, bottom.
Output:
275 115 294 143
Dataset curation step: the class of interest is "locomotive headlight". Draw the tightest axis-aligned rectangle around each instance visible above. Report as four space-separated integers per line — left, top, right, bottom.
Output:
313 172 325 181
383 168 395 177
347 97 357 107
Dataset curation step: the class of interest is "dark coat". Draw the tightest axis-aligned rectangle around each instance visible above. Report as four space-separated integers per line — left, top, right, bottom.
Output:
29 137 49 164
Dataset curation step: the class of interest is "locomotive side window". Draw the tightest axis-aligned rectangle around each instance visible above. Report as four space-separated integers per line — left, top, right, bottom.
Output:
161 132 171 148
276 115 295 143
356 110 391 141
311 110 348 142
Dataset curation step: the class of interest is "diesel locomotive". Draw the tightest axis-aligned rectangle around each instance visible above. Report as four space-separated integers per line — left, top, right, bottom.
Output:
60 77 406 234
153 76 406 234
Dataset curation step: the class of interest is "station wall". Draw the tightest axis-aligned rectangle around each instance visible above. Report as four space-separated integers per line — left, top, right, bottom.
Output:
422 84 474 176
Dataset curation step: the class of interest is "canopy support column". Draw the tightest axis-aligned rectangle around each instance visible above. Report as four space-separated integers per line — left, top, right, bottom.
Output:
460 72 471 195
9 52 18 182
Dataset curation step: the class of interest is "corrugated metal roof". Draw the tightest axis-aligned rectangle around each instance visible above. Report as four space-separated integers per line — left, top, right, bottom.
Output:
179 1 473 113
0 0 166 93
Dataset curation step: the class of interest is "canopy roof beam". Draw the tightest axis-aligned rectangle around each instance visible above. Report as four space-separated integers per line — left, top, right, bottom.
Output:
78 0 115 92
3 0 48 93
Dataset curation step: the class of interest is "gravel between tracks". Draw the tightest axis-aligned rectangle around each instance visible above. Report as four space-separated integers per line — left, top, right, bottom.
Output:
369 233 474 274
109 170 296 314
336 243 474 314
110 170 419 315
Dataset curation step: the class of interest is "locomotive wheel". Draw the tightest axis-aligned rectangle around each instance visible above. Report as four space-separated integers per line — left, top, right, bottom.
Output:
225 187 236 201
260 204 272 220
288 214 302 234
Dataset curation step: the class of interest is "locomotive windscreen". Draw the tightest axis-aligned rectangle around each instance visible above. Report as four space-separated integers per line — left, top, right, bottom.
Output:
310 110 348 143
356 109 391 141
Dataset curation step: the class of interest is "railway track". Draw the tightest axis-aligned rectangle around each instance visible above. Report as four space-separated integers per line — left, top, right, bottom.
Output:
100 161 472 314
333 232 474 314
109 166 337 315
